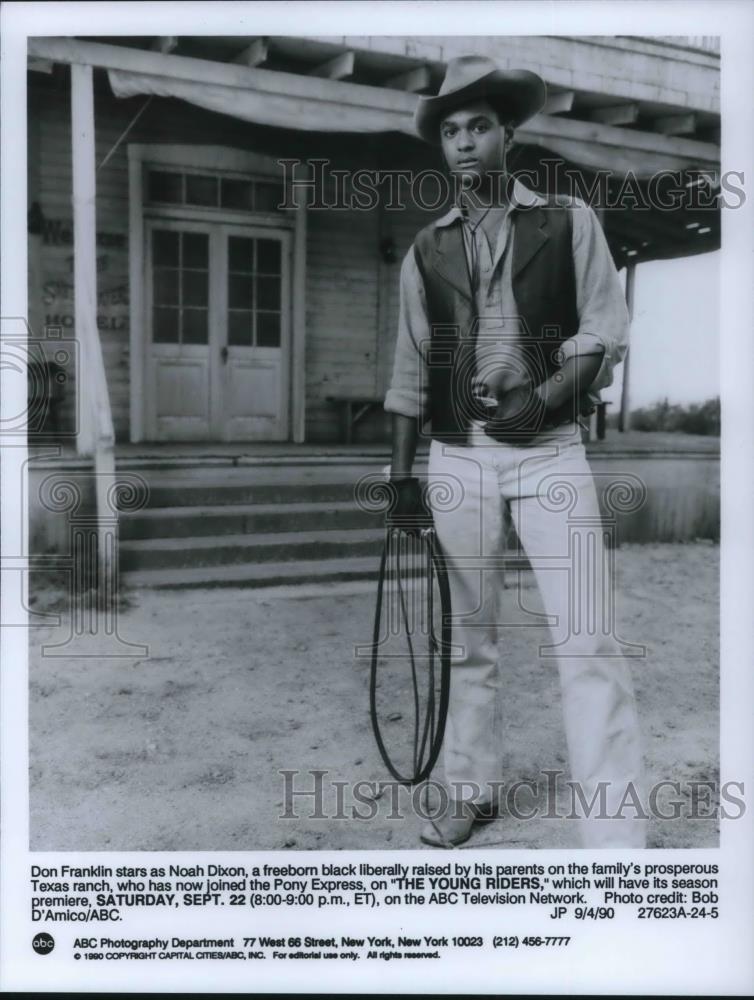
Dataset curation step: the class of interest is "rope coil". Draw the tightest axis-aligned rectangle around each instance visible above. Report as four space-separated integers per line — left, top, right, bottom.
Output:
369 526 452 785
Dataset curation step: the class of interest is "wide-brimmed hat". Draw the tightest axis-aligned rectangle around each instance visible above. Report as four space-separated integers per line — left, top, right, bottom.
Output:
414 55 547 145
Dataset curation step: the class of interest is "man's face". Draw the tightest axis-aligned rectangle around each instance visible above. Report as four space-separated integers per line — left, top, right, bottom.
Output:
439 100 507 183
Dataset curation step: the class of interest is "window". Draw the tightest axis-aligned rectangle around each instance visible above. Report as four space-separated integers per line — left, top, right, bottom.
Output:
147 169 284 213
151 229 209 344
227 236 283 347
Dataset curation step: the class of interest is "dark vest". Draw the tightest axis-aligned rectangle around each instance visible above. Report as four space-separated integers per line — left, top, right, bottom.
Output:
412 196 582 445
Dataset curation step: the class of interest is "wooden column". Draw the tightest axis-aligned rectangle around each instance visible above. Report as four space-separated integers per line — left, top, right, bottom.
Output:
71 63 118 596
127 144 145 441
291 171 308 443
70 63 98 454
619 260 637 432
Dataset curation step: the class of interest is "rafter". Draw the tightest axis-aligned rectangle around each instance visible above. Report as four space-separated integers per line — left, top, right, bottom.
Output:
385 66 431 92
652 113 697 135
543 90 574 115
309 51 355 80
233 39 268 67
589 102 639 126
151 37 178 55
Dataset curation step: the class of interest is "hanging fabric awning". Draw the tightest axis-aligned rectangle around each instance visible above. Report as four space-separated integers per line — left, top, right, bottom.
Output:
107 68 417 136
107 65 720 180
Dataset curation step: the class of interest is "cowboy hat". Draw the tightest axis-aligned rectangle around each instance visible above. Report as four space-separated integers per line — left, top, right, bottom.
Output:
414 55 547 145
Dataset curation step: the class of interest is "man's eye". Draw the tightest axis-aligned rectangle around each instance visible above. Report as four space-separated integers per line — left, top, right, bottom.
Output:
442 127 456 139
473 122 489 133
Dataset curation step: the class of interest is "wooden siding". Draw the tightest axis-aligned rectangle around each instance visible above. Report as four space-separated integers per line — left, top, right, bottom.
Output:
304 181 380 440
30 73 433 443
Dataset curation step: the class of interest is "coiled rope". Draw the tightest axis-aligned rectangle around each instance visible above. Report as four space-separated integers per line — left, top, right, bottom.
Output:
369 526 452 785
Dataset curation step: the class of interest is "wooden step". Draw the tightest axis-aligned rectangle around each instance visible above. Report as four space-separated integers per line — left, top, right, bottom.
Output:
121 555 383 590
120 527 385 571
119 500 381 540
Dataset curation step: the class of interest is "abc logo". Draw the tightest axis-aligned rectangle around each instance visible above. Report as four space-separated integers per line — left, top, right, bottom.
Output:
32 932 55 955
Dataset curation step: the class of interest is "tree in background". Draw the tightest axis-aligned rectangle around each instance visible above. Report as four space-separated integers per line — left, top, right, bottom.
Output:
618 397 720 436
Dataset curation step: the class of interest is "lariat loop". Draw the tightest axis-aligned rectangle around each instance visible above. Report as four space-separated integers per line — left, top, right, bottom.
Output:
369 527 452 785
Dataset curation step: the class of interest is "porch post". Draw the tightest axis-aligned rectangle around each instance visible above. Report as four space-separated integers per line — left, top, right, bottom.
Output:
70 63 98 454
71 63 118 598
619 260 637 432
291 173 307 443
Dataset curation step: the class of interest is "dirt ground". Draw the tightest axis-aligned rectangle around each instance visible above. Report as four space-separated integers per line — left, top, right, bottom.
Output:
29 541 719 852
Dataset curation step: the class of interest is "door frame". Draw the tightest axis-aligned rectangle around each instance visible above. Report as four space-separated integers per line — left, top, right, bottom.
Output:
127 143 306 443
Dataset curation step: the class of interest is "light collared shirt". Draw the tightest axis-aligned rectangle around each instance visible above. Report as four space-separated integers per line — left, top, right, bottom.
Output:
384 177 629 424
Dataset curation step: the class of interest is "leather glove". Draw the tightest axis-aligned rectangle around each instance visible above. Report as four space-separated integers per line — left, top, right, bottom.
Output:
483 382 548 445
386 477 433 536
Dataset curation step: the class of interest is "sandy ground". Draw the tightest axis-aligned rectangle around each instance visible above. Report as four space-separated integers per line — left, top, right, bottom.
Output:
29 541 719 852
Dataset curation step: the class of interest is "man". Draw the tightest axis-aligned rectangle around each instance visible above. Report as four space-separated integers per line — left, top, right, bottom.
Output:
384 55 647 849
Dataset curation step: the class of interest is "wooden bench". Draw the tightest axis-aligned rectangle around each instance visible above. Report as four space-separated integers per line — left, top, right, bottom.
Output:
326 395 385 444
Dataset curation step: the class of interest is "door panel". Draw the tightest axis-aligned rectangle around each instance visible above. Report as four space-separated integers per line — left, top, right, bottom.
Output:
227 354 278 416
218 226 291 441
153 352 211 438
146 221 213 440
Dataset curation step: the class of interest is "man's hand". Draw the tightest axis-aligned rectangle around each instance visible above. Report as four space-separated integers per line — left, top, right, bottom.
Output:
386 477 433 536
483 349 605 444
483 381 548 445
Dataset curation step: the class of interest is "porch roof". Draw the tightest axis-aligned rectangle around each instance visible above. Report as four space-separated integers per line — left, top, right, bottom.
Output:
29 34 721 265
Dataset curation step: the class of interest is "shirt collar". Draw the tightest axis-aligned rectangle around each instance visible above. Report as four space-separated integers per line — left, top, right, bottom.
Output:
434 177 546 228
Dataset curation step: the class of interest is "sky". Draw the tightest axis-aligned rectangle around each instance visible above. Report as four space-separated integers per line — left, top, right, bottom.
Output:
602 249 720 411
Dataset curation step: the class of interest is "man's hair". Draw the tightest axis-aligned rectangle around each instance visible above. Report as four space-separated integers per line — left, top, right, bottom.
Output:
440 100 515 139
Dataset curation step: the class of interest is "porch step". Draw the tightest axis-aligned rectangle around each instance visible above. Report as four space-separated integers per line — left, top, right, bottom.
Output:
119 500 380 540
115 455 420 589
127 463 392 509
120 527 385 571
121 555 382 590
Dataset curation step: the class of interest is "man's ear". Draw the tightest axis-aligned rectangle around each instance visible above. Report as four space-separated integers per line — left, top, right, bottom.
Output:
503 125 515 149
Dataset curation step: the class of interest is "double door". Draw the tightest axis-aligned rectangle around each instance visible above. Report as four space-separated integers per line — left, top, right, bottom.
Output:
145 219 291 440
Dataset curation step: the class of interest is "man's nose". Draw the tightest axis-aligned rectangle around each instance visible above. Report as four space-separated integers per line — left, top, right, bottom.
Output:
456 130 474 152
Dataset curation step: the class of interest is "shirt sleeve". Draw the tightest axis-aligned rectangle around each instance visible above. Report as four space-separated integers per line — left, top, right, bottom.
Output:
558 199 630 398
383 247 431 421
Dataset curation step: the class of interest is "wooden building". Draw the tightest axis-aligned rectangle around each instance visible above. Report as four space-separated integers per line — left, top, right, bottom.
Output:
28 34 720 446
24 35 721 587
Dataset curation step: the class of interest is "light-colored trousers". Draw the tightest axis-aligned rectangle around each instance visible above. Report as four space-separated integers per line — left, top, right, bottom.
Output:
427 423 647 848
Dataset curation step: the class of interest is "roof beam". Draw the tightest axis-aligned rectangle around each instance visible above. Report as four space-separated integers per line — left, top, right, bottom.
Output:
518 111 719 175
28 57 53 74
309 51 354 80
589 102 639 126
652 112 697 135
27 38 720 176
233 38 268 67
151 37 178 55
543 90 574 115
385 66 431 93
